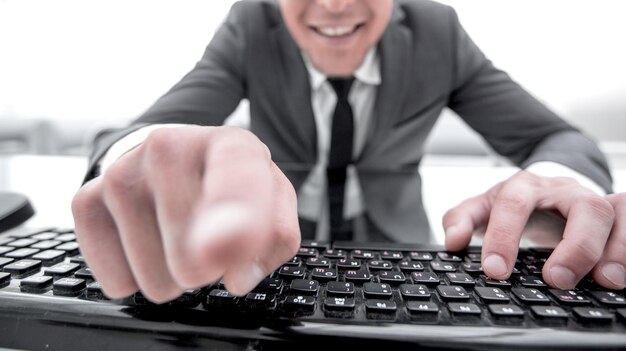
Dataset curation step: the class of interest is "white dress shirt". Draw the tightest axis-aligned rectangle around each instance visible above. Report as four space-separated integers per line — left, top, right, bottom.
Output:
99 48 605 241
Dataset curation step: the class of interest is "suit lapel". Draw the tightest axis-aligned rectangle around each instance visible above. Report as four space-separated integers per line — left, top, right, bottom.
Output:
269 25 318 163
359 9 412 160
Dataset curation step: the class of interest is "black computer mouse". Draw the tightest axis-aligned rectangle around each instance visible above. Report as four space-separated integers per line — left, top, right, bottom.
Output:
0 191 35 232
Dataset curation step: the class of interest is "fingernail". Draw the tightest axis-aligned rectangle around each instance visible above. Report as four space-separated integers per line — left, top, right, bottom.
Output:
550 266 577 289
230 262 265 295
191 202 252 243
601 262 626 288
483 254 508 278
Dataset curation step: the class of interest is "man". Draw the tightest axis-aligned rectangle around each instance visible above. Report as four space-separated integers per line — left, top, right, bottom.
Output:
72 0 625 303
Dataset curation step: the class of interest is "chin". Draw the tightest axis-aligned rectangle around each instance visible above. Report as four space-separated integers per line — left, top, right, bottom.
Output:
312 58 361 78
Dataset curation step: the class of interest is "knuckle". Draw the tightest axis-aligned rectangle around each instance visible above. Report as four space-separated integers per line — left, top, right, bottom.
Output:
580 195 615 223
496 190 532 214
102 160 135 196
143 128 181 166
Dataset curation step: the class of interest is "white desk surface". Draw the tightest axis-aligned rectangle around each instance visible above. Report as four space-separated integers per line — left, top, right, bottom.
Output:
1 155 625 245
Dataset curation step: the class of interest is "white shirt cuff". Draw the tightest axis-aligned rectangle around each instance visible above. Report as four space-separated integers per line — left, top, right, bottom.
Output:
525 161 607 196
99 124 187 173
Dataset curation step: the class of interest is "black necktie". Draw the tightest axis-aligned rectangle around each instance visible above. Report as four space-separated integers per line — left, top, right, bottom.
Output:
327 78 354 241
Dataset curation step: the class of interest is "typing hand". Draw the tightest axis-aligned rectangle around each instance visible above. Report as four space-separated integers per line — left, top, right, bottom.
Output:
72 126 301 303
443 170 626 290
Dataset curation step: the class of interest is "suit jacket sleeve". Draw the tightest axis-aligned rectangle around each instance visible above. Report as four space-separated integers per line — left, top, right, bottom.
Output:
83 3 249 182
445 8 613 193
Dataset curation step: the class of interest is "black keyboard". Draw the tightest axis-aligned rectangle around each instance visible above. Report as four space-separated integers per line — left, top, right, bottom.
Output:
1 227 626 350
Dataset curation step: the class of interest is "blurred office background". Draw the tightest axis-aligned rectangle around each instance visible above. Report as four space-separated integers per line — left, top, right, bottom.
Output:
1 0 625 166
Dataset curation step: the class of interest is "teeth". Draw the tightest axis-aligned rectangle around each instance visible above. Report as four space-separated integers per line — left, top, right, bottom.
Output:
317 25 357 37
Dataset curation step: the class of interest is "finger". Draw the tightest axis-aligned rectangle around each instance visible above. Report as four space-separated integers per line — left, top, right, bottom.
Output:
481 173 538 280
102 150 183 303
542 191 614 289
442 185 499 251
222 162 301 295
71 177 138 299
591 193 626 289
141 127 216 289
187 127 275 292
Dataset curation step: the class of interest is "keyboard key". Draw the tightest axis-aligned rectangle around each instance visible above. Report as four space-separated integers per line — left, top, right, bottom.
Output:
311 267 337 281
344 269 371 283
30 240 62 250
322 249 346 259
0 238 15 246
31 249 66 266
409 252 433 261
86 281 106 298
446 272 475 287
430 261 457 272
406 301 439 314
512 288 550 304
244 292 276 309
55 233 76 242
0 272 10 286
284 257 302 266
531 306 568 320
326 281 355 296
290 279 319 295
368 260 393 270
5 248 40 259
44 262 80 277
437 252 462 262
284 295 316 310
278 266 305 279
437 285 470 301
363 282 393 298
55 242 80 256
365 299 397 312
411 272 440 285
466 253 482 263
337 258 361 269
461 262 483 275
378 271 406 284
0 246 15 256
296 247 318 258
0 257 15 269
475 287 509 303
518 275 548 288
380 250 404 261
489 304 524 317
573 307 614 323
20 275 53 291
448 303 481 315
6 238 38 248
399 284 430 299
206 289 238 308
3 259 41 278
590 291 626 307
324 297 355 310
305 257 330 268
254 278 283 294
30 232 58 241
53 277 86 296
74 267 94 280
398 260 424 271
351 250 376 259
480 275 512 288
549 289 591 305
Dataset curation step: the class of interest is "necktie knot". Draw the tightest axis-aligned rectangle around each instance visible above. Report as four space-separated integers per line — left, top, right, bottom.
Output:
328 78 354 101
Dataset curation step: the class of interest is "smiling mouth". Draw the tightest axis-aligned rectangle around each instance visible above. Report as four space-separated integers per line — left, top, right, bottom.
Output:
310 23 365 38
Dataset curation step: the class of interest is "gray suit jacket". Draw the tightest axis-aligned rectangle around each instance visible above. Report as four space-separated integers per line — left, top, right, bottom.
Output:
86 0 613 243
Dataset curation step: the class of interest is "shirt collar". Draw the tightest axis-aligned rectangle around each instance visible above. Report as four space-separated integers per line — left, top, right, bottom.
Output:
303 47 381 91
